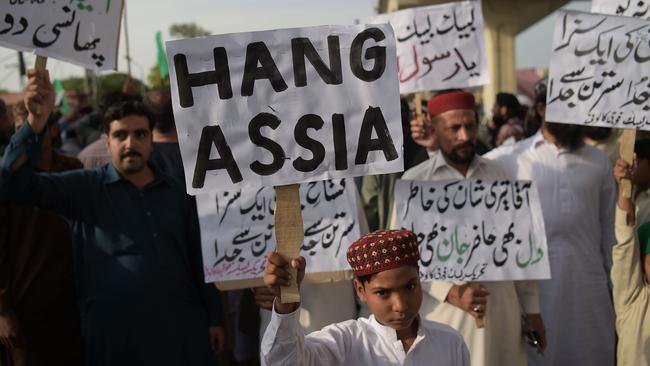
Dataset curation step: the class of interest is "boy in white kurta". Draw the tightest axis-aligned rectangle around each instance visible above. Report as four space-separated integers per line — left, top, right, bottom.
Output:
260 229 470 366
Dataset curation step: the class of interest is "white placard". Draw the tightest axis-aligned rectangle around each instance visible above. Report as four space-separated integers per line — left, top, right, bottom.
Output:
394 179 550 281
592 0 650 19
198 179 360 283
546 10 650 129
0 0 123 70
166 24 403 195
365 0 489 94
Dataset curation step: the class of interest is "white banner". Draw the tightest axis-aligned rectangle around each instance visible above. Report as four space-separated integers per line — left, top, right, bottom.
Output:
546 10 650 129
365 0 488 94
592 0 650 19
198 179 360 282
166 24 403 194
394 179 550 281
0 0 123 70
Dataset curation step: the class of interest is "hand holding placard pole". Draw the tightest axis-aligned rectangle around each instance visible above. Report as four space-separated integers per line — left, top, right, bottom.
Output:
34 55 47 116
619 129 636 199
470 283 485 328
274 184 304 304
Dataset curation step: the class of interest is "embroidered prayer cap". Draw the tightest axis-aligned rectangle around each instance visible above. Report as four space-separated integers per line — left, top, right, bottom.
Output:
346 229 420 276
637 221 650 254
427 91 475 118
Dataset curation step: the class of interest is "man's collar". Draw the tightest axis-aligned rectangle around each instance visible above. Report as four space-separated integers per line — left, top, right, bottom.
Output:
430 150 484 177
102 162 170 187
369 314 425 343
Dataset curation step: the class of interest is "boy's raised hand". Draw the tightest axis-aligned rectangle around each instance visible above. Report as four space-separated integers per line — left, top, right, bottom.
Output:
263 252 306 314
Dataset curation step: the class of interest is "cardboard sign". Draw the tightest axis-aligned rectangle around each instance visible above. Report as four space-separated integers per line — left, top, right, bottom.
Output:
198 179 360 283
166 24 403 194
365 0 489 94
393 179 551 281
592 0 650 19
546 10 650 129
0 0 123 70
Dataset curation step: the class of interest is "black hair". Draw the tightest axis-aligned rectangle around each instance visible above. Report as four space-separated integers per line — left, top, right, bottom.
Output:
103 99 154 133
636 139 650 161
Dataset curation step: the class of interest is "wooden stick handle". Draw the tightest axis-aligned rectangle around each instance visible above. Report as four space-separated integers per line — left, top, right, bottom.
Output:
34 56 48 116
620 129 636 199
414 92 422 116
274 184 304 304
35 55 47 70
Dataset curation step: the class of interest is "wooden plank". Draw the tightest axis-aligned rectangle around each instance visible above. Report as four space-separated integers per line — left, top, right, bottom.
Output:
619 128 636 198
274 184 304 303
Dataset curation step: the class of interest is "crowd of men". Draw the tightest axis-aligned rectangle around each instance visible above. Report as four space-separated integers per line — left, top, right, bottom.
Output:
0 67 648 366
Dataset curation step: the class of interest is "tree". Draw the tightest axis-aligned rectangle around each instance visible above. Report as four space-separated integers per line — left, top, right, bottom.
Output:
97 73 147 100
147 64 170 89
60 73 147 101
60 77 86 93
169 23 210 38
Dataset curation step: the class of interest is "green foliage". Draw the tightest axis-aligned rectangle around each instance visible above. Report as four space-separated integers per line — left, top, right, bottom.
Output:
169 23 210 38
59 73 147 100
97 73 147 99
147 64 170 88
60 77 85 93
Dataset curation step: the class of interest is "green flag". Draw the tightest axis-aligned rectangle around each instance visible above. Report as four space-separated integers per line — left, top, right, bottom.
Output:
156 31 169 79
53 79 69 115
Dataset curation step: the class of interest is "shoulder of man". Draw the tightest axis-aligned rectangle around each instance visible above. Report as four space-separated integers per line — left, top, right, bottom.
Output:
419 319 466 345
401 154 435 180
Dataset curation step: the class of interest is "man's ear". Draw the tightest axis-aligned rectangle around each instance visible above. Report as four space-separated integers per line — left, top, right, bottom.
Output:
353 279 367 304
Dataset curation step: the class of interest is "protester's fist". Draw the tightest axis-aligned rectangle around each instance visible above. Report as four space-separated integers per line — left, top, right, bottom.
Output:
614 158 636 224
446 283 489 320
0 312 20 350
208 325 226 355
263 252 306 314
410 114 437 151
614 158 633 185
24 68 54 134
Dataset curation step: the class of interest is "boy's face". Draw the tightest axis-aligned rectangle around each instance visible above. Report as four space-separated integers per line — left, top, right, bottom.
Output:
354 266 422 332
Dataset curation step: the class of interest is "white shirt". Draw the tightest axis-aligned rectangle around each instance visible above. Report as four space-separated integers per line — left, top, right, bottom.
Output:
486 131 616 366
391 151 539 366
261 305 470 366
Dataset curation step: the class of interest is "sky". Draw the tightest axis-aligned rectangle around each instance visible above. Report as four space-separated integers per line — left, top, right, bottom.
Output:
0 0 591 92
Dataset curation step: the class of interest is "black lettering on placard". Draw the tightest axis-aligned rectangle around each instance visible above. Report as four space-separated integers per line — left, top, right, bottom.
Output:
249 113 286 175
193 125 242 188
350 28 387 82
241 42 288 96
292 36 343 87
174 48 233 108
355 106 398 164
332 113 348 170
293 114 326 172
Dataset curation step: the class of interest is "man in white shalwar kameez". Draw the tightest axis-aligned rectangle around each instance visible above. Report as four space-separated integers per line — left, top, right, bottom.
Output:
485 86 616 366
392 91 545 366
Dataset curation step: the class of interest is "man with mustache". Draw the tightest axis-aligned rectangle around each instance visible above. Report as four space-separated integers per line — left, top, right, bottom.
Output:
392 91 545 366
0 69 225 366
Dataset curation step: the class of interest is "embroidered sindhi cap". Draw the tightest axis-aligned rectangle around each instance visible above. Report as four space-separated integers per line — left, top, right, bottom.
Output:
347 229 420 276
427 91 475 118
